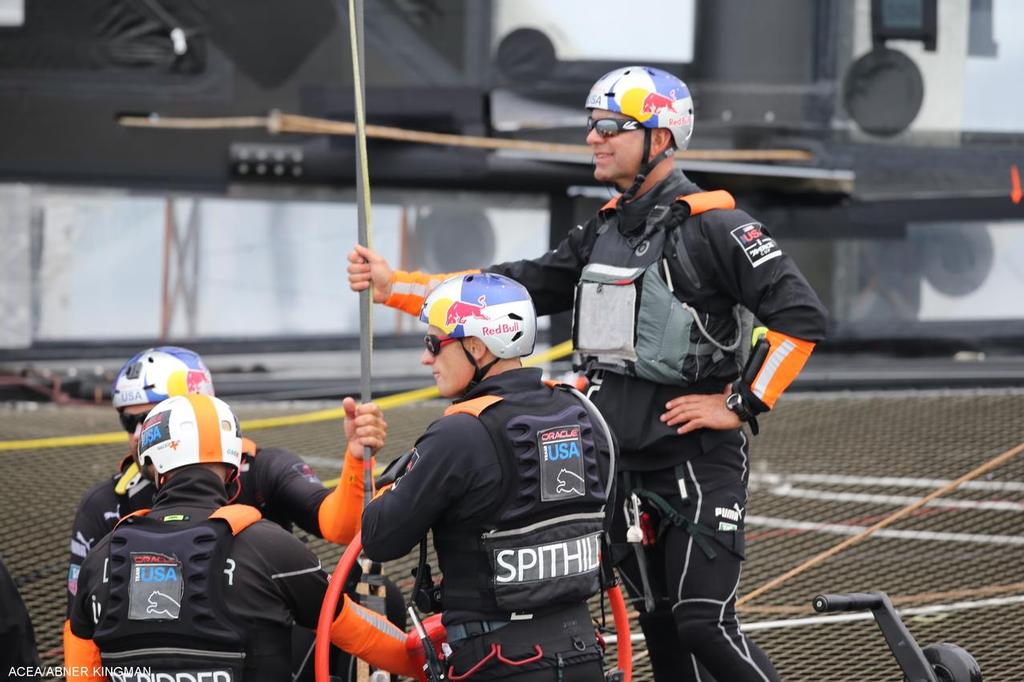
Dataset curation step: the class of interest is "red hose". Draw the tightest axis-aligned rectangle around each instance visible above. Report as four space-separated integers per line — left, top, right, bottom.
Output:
316 532 364 682
608 584 632 682
316 534 634 682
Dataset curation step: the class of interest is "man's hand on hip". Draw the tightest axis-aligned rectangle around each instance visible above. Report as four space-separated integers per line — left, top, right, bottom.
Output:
661 384 741 434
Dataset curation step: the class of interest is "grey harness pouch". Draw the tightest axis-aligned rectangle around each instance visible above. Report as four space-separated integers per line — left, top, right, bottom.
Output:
575 258 743 385
573 264 644 367
633 261 702 385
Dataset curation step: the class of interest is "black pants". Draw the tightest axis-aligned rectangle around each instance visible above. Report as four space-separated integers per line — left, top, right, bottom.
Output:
447 604 604 681
611 442 780 682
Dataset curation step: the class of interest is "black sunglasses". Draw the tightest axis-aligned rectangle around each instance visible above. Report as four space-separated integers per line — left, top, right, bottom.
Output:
119 410 150 434
586 116 641 137
424 334 460 356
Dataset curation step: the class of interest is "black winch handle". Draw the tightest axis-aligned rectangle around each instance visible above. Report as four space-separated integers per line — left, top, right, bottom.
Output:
812 592 885 613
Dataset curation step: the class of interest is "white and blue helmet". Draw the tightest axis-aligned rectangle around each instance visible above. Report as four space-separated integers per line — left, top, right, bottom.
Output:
586 66 695 150
420 273 537 359
112 346 214 409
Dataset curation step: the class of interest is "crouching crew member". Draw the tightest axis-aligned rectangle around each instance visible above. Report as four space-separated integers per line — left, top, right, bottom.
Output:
66 347 388 680
66 394 421 682
68 346 372 613
360 273 614 681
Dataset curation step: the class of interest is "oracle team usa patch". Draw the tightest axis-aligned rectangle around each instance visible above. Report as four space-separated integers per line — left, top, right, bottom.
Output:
128 552 183 621
538 425 586 502
731 222 781 268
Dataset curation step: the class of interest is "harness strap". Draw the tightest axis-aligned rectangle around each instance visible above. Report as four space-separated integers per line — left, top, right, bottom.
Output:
633 489 718 561
114 505 262 536
675 190 735 215
208 504 262 536
444 395 503 417
113 508 152 529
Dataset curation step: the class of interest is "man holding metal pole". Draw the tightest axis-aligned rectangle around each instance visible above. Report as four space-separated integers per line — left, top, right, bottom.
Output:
355 273 613 681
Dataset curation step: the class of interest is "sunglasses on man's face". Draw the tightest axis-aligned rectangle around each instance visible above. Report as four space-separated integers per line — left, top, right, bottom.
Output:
119 410 149 434
424 334 460 357
587 116 641 137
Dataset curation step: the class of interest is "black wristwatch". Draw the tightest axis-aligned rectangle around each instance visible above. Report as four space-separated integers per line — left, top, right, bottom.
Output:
726 392 760 435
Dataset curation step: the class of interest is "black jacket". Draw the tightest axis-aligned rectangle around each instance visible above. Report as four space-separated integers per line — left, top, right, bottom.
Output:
68 467 330 681
67 446 331 615
489 171 828 463
361 367 611 625
490 171 826 343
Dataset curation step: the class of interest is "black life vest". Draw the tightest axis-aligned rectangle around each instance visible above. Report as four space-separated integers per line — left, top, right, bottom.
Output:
433 384 609 615
92 505 260 682
573 190 748 386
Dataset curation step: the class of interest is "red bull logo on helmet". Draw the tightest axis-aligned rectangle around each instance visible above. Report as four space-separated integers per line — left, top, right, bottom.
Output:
641 91 676 116
186 370 212 394
620 87 678 123
166 368 213 398
444 296 490 328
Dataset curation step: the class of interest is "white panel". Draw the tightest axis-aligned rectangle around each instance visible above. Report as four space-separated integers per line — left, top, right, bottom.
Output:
918 223 1024 320
0 185 31 348
852 0 969 134
0 0 24 26
963 1 1024 133
495 0 696 63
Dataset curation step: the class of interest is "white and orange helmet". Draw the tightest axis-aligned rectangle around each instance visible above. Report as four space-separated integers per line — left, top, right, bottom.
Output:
138 395 243 477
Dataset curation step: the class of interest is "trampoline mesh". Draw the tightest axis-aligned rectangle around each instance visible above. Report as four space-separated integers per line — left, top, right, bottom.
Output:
1 389 1022 680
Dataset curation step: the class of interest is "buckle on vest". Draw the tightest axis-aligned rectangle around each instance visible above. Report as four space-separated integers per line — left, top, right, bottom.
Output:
446 619 511 644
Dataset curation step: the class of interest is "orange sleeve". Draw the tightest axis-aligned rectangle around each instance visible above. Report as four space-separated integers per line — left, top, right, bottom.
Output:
318 450 372 545
384 269 481 317
330 594 421 678
749 330 816 409
64 620 106 681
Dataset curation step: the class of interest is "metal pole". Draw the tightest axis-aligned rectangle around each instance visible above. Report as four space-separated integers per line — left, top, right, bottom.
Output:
347 0 375 499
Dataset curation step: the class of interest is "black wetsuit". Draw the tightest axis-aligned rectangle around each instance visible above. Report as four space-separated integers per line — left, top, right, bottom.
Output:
67 446 329 613
66 446 386 681
68 468 330 682
362 368 608 681
487 171 828 681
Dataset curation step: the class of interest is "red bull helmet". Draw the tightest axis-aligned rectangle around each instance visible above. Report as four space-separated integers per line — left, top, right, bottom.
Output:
419 273 536 359
138 394 243 477
585 66 694 150
112 346 215 409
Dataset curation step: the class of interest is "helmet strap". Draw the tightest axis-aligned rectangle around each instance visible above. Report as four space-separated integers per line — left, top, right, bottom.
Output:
226 469 241 501
458 340 501 393
620 128 674 204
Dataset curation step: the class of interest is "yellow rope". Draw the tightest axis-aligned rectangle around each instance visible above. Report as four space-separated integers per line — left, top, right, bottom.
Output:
0 341 575 451
118 111 814 163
